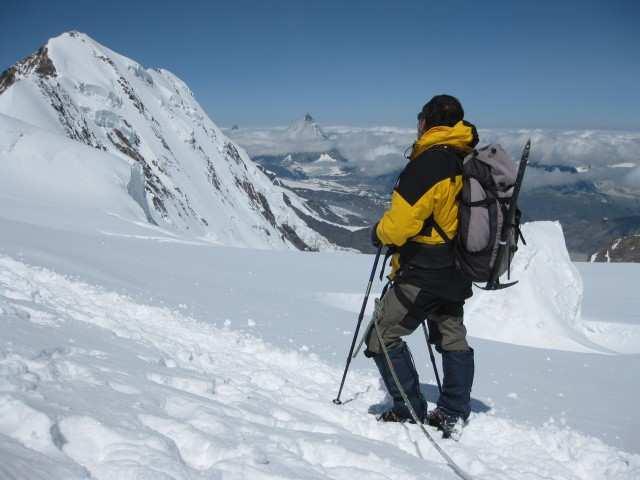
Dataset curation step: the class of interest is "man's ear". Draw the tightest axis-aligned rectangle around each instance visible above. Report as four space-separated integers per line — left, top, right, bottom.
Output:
418 118 427 136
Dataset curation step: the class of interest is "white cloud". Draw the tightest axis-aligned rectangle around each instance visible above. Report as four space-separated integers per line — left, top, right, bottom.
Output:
480 129 640 170
623 166 640 189
228 124 415 177
227 124 640 189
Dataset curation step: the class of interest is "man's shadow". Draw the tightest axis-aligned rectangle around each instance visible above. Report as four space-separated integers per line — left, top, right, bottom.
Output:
368 382 491 415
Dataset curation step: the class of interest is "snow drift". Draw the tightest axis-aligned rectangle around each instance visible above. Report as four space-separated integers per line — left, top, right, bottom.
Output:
466 221 592 352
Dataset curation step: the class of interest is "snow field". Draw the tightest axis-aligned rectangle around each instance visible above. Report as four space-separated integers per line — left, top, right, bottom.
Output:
1 254 638 479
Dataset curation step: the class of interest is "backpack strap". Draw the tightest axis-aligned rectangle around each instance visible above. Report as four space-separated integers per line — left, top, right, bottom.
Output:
420 215 453 245
432 219 453 245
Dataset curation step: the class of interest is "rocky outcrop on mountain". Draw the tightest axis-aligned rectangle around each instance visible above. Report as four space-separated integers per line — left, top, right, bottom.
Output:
590 235 640 263
0 47 57 94
0 32 335 250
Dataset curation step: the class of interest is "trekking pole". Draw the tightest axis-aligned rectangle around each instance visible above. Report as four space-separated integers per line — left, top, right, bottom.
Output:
333 245 383 405
421 321 442 394
351 278 391 360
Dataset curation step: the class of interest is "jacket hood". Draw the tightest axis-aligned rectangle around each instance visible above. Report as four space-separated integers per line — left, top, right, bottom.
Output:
411 120 479 160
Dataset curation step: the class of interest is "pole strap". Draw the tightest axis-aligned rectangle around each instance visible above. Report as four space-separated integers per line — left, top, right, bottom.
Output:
379 247 395 281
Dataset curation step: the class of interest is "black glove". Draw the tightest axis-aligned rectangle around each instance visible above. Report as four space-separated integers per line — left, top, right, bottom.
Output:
370 222 382 247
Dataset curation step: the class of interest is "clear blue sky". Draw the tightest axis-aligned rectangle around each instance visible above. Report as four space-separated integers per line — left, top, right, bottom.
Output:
1 0 638 129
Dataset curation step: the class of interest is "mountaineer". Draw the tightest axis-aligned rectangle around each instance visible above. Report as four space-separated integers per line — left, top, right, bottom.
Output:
367 94 477 438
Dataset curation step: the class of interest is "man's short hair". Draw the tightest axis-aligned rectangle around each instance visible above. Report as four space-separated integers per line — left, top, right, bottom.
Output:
419 95 464 130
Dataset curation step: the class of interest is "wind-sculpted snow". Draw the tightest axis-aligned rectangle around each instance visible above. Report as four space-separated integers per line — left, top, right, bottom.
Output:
0 254 638 479
0 31 333 250
466 222 591 352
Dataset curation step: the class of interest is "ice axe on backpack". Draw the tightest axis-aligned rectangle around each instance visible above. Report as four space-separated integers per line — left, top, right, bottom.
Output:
483 139 530 291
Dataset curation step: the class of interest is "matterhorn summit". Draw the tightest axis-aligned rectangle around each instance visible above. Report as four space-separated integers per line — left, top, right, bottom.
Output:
285 113 330 142
0 31 333 250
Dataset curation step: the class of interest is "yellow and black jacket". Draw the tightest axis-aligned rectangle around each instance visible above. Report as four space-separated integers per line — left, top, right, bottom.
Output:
376 120 479 279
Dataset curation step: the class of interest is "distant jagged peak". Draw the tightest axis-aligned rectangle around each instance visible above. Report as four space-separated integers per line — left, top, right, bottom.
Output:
286 113 329 141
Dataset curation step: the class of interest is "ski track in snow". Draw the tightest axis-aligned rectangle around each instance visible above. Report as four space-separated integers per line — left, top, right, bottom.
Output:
0 255 638 480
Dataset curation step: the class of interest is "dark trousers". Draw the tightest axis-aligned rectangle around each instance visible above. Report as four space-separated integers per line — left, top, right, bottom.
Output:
365 281 474 419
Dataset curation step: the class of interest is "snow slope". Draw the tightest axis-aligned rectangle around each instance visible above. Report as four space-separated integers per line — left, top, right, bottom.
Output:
1 252 638 480
0 32 333 250
0 113 147 231
1 216 639 479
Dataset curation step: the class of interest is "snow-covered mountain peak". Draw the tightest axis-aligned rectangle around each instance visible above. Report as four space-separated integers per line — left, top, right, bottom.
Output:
0 32 334 250
286 113 329 141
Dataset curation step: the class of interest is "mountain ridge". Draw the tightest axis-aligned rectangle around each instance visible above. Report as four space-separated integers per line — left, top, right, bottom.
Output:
0 31 335 250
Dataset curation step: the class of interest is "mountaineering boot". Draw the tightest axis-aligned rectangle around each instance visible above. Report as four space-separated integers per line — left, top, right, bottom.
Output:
426 407 466 440
434 348 474 436
373 342 427 423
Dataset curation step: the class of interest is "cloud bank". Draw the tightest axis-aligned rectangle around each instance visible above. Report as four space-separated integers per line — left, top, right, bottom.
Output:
228 125 640 189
